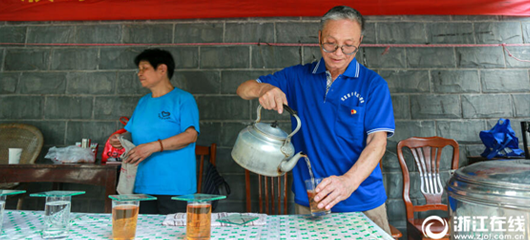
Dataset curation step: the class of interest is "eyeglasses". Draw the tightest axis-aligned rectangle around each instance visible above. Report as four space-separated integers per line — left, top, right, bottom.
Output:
320 42 359 55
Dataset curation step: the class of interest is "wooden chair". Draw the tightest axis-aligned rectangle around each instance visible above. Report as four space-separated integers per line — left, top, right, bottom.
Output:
397 136 459 240
196 143 217 193
380 160 404 239
0 123 44 209
245 170 289 215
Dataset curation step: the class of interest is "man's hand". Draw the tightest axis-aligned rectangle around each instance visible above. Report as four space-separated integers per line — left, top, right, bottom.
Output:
123 142 159 166
258 84 288 114
313 175 358 210
109 134 123 149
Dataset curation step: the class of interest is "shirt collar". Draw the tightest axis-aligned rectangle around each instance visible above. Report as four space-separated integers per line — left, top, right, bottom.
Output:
311 57 360 78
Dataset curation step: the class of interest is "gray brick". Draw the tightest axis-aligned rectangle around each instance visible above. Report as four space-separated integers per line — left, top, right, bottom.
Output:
377 23 426 44
0 26 26 43
462 95 512 118
66 72 116 95
196 122 221 147
0 72 19 94
401 15 451 21
200 47 249 69
51 48 98 70
383 172 403 200
5 49 50 70
99 48 143 70
20 72 67 94
427 23 474 44
386 199 406 222
456 47 505 68
513 94 530 117
173 70 220 94
365 16 401 21
174 23 223 43
381 152 402 173
410 95 461 119
197 96 250 120
45 97 93 119
220 70 271 94
437 120 485 143
453 16 499 21
223 174 250 202
116 71 150 95
364 47 406 68
123 24 172 43
505 47 530 68
276 22 319 44
75 25 121 43
431 70 480 93
24 121 66 145
380 70 430 93
362 22 376 44
475 22 523 44
225 23 274 43
391 121 436 145
27 26 75 43
391 95 410 120
251 46 300 69
66 121 116 147
481 70 530 93
162 47 199 69
302 46 322 65
221 122 253 148
215 148 246 174
406 48 455 68
93 96 139 120
0 96 43 119
524 23 530 43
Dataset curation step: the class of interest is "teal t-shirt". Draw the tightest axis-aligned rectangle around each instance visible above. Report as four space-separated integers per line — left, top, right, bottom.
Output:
125 87 200 195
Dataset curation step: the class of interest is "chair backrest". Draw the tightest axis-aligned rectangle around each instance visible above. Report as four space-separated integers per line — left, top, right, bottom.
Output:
196 143 217 193
396 136 459 221
245 170 289 215
0 123 44 165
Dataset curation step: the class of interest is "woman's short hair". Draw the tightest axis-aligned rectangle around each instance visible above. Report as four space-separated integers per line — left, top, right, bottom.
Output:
321 6 364 34
134 48 175 79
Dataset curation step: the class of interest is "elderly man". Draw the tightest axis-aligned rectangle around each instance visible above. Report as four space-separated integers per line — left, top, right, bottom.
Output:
236 6 394 233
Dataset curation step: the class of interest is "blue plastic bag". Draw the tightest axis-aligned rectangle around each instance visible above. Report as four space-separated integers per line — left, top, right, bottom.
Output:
480 118 524 159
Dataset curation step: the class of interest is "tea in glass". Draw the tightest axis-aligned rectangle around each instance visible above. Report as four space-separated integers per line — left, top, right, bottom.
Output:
305 178 331 217
112 202 139 240
186 202 211 240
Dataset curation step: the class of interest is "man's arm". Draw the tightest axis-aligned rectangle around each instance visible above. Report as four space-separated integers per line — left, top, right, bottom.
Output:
314 131 388 210
124 127 198 165
237 80 288 114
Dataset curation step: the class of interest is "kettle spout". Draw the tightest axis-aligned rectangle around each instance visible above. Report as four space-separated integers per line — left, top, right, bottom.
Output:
279 152 306 173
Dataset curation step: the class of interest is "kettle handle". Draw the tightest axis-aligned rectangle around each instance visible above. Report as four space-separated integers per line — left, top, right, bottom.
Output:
256 104 302 140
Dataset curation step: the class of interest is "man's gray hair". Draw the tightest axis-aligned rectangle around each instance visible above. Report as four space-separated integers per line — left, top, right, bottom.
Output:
321 6 364 34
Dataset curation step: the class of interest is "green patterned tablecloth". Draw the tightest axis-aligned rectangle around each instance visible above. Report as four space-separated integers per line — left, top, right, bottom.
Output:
0 210 392 240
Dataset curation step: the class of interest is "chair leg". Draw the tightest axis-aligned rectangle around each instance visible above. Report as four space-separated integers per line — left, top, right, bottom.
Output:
16 196 24 210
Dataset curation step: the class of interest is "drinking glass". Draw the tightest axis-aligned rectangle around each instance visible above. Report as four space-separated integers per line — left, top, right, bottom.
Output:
305 178 331 217
173 193 226 240
0 190 26 234
108 194 157 240
30 191 85 239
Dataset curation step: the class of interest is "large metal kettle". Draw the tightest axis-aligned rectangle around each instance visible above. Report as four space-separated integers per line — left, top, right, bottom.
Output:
231 104 306 177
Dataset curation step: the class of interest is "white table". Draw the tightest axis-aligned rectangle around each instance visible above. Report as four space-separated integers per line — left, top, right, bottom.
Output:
0 210 393 239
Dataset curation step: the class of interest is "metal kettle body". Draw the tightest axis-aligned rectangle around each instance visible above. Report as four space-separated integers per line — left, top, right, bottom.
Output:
231 104 305 177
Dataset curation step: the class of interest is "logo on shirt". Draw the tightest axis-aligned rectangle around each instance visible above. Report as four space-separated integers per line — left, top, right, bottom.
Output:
158 111 171 120
341 91 364 104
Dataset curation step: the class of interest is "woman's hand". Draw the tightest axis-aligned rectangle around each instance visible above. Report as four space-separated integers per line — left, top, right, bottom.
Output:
124 142 160 165
109 134 123 149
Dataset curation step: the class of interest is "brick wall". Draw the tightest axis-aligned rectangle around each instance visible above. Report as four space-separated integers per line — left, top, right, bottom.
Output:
1 15 530 238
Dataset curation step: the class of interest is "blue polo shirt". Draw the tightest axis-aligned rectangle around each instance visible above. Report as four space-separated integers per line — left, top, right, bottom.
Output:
257 58 395 212
125 87 200 195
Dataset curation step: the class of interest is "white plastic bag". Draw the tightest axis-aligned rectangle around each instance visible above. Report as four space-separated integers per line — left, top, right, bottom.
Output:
44 146 95 164
116 136 137 194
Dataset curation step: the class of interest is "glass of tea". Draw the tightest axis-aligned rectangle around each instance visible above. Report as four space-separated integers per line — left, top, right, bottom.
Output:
108 194 157 240
305 178 331 217
173 193 227 240
30 191 85 239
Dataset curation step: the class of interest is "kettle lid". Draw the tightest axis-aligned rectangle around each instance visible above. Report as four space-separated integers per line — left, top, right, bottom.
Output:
254 122 288 140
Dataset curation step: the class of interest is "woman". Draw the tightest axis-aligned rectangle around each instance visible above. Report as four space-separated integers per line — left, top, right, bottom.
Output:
109 48 200 214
